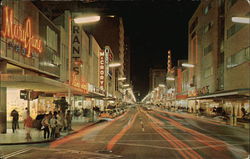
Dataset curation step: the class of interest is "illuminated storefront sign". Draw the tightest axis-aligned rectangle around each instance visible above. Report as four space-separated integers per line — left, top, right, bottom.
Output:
72 24 81 75
0 6 43 57
99 50 105 90
104 47 110 75
70 23 87 93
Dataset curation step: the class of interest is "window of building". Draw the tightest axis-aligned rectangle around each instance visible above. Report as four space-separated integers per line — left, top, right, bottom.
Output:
204 2 212 15
227 46 250 68
227 23 246 38
46 26 58 52
189 17 198 33
228 0 238 8
204 21 213 34
204 67 213 78
203 43 213 56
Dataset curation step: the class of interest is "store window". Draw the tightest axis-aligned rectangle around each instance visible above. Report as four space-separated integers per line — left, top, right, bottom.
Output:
46 26 58 52
227 46 250 68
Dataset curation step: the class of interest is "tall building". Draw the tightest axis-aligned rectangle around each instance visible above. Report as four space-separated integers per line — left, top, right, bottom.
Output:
187 0 250 123
124 37 131 83
84 17 126 80
149 68 166 91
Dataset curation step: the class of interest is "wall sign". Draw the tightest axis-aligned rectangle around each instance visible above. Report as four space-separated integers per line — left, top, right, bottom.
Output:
72 24 81 75
1 6 43 57
99 50 105 90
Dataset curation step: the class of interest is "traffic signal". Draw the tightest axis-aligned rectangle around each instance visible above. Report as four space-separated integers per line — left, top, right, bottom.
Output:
20 90 28 100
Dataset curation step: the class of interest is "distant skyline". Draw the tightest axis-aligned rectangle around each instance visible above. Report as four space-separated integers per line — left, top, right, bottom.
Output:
121 1 200 99
32 0 200 100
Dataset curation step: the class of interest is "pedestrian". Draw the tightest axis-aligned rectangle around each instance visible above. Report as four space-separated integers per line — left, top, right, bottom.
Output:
56 111 63 132
41 114 50 139
241 107 247 119
24 112 33 141
10 109 19 133
22 107 28 128
66 110 73 131
50 114 57 139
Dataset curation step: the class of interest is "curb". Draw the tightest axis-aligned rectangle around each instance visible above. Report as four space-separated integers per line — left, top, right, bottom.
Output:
0 120 103 146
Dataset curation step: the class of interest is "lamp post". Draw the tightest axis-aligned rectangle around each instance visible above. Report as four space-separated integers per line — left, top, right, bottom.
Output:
231 17 250 24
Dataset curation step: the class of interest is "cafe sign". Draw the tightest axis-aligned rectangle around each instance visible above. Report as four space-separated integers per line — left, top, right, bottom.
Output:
0 6 43 57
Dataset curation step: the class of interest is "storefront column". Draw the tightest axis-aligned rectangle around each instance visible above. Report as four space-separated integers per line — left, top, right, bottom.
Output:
230 102 237 126
0 60 7 133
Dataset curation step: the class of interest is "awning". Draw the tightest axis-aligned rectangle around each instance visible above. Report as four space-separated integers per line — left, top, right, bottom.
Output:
0 74 68 92
188 89 250 100
84 91 105 99
0 74 86 95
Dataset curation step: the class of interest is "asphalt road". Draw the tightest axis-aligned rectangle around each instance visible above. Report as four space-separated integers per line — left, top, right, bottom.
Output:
1 106 249 159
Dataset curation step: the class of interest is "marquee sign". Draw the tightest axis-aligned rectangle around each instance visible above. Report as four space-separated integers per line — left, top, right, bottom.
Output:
0 6 43 57
99 50 105 90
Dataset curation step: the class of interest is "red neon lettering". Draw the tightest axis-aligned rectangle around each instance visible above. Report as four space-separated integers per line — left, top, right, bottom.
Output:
1 6 43 57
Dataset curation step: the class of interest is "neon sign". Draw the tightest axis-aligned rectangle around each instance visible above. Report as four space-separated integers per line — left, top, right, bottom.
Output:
99 50 105 90
1 6 43 57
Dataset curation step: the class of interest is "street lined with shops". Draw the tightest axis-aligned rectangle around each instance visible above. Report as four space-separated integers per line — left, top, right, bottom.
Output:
1 106 249 159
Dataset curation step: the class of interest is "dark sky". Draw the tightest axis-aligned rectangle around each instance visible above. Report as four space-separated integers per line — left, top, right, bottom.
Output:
34 0 200 100
119 1 200 100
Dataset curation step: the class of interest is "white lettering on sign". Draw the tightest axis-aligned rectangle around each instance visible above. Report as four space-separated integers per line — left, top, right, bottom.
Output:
99 50 105 90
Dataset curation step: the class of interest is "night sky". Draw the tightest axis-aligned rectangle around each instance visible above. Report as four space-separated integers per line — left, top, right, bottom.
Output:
120 1 200 99
35 0 200 100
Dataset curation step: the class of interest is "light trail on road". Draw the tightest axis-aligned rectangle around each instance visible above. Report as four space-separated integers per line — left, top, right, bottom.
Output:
50 111 129 148
106 111 139 151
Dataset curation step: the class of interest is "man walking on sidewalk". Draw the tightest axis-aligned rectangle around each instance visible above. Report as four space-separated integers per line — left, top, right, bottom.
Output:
41 114 50 139
10 109 19 133
66 110 73 131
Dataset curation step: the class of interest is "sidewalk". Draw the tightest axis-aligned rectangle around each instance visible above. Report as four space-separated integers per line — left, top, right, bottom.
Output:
0 117 99 145
160 109 250 129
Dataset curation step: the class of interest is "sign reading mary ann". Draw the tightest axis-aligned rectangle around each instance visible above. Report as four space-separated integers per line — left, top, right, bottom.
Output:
0 6 43 57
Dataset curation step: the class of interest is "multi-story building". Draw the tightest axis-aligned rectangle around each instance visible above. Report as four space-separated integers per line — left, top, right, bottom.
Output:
175 60 189 108
0 0 64 133
149 68 166 91
0 0 121 133
187 0 249 124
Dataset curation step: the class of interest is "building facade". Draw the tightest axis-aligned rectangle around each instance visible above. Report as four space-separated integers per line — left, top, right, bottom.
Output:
187 0 249 125
0 0 125 133
149 68 166 91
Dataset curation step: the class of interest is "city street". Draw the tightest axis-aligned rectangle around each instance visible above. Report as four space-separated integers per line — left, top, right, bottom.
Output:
1 106 249 159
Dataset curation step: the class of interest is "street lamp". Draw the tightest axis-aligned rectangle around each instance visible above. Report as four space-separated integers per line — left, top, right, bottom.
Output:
123 84 129 87
159 84 165 87
118 77 126 81
109 62 121 68
182 63 195 68
74 15 100 24
166 77 175 81
232 17 250 24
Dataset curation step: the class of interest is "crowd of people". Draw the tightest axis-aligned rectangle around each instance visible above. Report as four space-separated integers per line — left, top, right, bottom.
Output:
10 108 73 141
